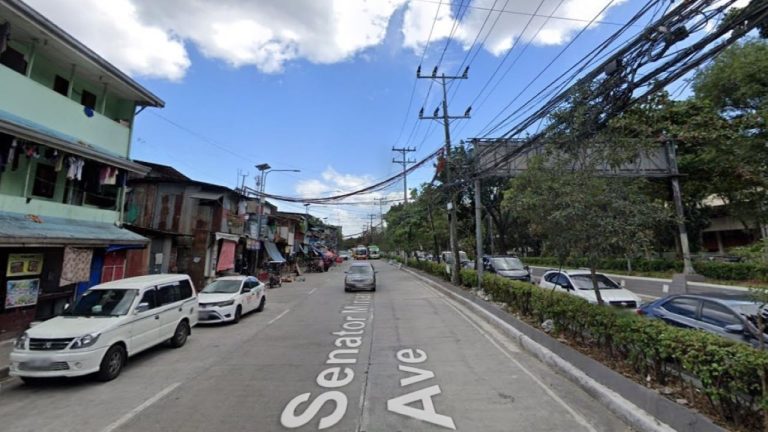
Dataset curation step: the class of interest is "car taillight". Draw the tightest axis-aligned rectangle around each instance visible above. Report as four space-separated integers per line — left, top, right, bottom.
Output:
636 309 646 316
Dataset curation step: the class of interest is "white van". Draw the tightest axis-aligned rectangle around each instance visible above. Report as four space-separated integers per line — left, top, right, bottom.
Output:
9 274 198 383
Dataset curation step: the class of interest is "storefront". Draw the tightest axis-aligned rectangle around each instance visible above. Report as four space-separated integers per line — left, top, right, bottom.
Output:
0 211 148 337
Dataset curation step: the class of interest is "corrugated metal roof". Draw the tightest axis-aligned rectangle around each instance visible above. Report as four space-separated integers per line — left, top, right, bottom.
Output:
0 211 149 246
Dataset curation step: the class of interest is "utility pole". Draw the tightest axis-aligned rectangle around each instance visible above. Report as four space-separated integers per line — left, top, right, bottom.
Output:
417 65 470 285
368 214 376 244
665 138 695 277
392 147 416 204
374 197 386 230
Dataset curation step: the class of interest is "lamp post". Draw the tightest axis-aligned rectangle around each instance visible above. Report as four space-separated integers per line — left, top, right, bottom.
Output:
254 164 300 269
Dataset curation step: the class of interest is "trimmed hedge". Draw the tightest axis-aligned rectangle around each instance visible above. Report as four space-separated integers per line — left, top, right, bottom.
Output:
695 261 768 283
395 256 768 430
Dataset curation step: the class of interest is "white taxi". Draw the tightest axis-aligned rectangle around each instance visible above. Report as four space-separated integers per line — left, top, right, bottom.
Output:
198 276 266 324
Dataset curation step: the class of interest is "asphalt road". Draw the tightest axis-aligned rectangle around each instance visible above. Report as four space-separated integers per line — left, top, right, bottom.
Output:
0 262 630 432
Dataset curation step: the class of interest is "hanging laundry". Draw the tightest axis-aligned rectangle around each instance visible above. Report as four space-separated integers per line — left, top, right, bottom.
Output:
22 143 39 159
9 139 18 171
105 167 118 185
54 151 64 172
99 166 108 184
66 157 85 180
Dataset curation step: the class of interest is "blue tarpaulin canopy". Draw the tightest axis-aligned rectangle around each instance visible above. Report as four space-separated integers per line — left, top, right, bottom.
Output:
264 241 285 263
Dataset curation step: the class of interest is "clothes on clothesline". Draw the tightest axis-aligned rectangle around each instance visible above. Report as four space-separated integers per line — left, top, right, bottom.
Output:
66 156 85 181
99 166 118 185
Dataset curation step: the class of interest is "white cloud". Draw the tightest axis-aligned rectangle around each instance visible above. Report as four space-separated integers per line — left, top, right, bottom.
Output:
402 0 627 57
25 0 626 81
26 0 190 81
295 167 404 236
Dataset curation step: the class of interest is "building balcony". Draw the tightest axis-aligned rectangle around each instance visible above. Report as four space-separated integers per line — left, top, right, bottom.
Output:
0 65 130 157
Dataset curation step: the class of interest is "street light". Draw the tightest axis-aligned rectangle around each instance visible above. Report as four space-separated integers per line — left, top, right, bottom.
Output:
254 163 300 268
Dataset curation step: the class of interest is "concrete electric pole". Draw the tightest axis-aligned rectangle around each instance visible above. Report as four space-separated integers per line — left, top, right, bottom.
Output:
392 147 416 204
417 66 470 285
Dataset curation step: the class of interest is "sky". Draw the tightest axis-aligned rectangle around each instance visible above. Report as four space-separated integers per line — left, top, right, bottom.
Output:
24 0 738 236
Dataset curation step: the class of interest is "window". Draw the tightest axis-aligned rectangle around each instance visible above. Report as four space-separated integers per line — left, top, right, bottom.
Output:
554 274 571 288
53 75 69 96
662 297 699 319
701 302 741 328
157 283 181 306
138 289 157 310
32 163 57 199
544 273 560 283
81 90 97 109
179 279 193 299
0 46 27 75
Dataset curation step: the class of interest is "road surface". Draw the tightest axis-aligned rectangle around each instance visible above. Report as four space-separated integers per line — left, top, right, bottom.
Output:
0 262 630 432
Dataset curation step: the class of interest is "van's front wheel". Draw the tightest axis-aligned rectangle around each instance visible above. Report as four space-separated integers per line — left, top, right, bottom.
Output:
169 321 189 348
96 344 126 382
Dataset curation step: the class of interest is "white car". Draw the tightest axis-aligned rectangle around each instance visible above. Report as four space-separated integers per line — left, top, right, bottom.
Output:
198 276 266 324
538 269 641 309
10 274 198 383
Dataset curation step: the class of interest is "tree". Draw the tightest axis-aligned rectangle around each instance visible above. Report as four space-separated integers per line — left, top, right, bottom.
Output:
503 157 671 304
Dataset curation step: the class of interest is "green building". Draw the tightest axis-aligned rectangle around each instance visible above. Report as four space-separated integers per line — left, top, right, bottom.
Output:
0 0 164 336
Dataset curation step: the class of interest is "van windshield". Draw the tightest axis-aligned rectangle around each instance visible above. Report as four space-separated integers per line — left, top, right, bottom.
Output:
68 289 138 317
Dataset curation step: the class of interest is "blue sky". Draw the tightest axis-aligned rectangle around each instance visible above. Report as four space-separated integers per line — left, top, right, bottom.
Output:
28 0 709 235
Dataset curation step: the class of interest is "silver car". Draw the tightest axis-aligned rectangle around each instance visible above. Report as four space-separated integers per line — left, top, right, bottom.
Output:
344 262 376 292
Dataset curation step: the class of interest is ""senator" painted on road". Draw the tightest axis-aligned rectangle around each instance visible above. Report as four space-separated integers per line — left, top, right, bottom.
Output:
280 293 372 430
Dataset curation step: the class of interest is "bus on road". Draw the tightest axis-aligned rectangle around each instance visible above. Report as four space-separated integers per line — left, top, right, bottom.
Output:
353 245 369 260
368 245 381 259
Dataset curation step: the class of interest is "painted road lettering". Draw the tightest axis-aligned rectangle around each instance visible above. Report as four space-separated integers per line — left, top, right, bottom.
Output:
387 348 456 430
280 294 372 430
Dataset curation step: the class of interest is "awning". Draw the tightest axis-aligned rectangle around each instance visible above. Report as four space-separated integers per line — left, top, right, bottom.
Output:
264 241 285 263
106 244 147 253
0 109 150 175
189 191 224 201
0 211 149 247
215 232 241 242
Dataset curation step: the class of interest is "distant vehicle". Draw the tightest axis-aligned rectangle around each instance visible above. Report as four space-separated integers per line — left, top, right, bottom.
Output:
345 262 377 292
483 255 531 282
198 276 266 324
354 245 369 260
441 251 471 275
10 274 198 383
639 293 767 347
339 251 351 261
368 245 381 259
538 269 641 309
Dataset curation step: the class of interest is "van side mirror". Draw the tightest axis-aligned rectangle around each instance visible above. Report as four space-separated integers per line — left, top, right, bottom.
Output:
135 302 150 314
524 265 530 271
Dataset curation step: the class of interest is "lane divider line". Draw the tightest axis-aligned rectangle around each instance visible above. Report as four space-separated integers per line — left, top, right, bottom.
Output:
308 288 317 295
101 382 181 432
401 267 675 432
268 309 291 325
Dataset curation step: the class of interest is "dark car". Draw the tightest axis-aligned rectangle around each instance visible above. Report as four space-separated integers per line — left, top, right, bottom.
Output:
638 293 767 346
344 262 376 292
482 255 531 282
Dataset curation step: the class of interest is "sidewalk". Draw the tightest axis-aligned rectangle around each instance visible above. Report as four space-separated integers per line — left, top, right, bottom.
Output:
0 338 13 380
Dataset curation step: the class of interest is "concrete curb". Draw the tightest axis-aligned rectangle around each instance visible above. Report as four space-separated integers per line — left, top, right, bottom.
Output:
399 265 725 432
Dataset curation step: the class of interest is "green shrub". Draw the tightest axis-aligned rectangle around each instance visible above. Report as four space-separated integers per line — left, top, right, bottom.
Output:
694 261 768 282
523 256 682 273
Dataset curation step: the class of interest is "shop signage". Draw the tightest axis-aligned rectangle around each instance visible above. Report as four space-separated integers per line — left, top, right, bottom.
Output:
6 253 44 277
5 278 40 309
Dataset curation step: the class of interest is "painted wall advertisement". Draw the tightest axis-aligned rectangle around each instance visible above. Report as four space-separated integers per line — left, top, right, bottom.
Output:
5 278 40 309
6 253 44 277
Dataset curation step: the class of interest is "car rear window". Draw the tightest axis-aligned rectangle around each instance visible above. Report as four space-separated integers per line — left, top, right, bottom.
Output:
662 297 699 319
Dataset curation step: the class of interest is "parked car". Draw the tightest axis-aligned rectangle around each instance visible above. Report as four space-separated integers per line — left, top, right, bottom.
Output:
538 269 641 308
638 293 767 346
483 255 531 282
10 274 198 383
344 262 377 292
441 251 472 275
198 276 266 324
